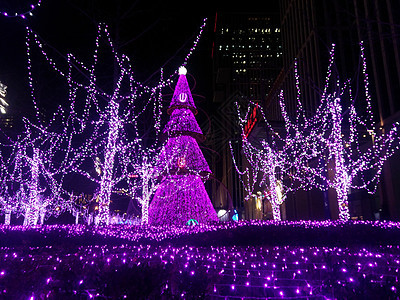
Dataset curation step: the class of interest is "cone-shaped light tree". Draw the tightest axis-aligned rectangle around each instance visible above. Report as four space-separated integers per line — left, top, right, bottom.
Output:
148 66 218 225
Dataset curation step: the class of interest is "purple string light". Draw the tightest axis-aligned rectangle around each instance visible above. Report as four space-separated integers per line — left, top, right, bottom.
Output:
233 43 400 221
0 221 400 298
5 19 209 225
148 67 218 225
0 1 42 19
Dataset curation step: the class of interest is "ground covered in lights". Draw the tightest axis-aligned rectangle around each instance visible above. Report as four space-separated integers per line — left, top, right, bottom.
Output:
1 221 400 299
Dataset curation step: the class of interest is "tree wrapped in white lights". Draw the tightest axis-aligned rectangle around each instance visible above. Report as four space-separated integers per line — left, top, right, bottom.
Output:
0 145 18 225
8 115 74 226
278 43 400 221
231 99 316 221
25 19 208 225
26 25 158 225
238 139 286 221
0 116 73 226
127 146 159 224
234 43 400 222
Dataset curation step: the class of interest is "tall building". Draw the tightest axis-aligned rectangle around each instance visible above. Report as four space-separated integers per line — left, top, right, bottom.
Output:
273 0 400 220
212 13 282 102
0 82 21 134
209 10 282 219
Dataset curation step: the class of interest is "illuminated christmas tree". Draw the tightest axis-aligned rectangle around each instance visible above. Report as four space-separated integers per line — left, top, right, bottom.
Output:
148 66 218 225
22 20 208 226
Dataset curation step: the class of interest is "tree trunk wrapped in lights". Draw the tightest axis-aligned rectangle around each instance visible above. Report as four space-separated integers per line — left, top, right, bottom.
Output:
234 43 400 222
0 147 18 225
8 118 75 226
231 102 308 221
148 67 218 225
128 149 160 225
96 100 122 225
278 43 400 221
24 148 40 226
21 20 208 226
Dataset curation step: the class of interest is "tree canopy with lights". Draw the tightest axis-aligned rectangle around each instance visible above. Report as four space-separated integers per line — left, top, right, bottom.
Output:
0 18 209 225
234 43 400 221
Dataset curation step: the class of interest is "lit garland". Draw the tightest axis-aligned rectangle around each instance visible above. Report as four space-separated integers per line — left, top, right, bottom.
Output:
0 0 42 19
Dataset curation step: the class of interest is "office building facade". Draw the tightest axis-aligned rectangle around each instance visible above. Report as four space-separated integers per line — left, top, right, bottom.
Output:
209 11 282 219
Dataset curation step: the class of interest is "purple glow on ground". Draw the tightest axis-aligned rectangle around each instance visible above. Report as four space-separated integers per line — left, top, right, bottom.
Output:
0 221 400 298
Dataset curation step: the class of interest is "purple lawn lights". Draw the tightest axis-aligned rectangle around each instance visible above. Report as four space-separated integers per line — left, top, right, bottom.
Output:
1 221 400 298
2 220 400 245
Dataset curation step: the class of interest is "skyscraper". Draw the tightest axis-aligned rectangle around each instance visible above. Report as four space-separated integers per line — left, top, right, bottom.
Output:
209 10 282 218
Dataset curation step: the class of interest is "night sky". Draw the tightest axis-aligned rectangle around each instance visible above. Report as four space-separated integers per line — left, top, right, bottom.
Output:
0 1 206 116
0 0 273 120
